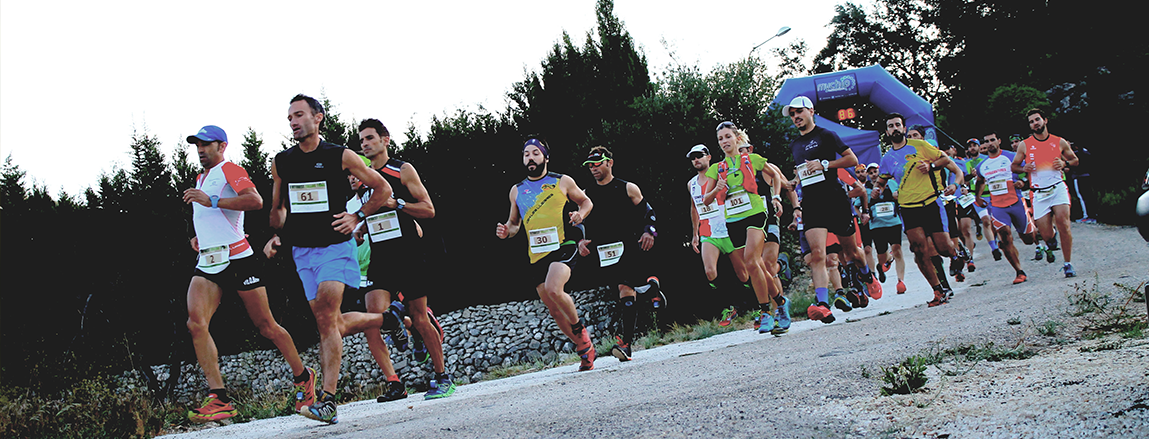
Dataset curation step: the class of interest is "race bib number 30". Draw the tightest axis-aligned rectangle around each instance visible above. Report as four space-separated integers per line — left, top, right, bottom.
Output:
288 181 329 213
597 242 624 267
873 202 895 218
366 211 402 243
197 245 230 274
529 227 560 254
726 189 753 216
797 162 825 186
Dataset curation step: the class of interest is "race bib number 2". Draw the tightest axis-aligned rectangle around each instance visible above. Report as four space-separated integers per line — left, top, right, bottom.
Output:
197 245 230 273
529 227 560 254
288 181 329 213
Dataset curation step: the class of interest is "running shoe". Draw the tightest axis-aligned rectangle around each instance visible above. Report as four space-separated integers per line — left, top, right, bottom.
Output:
1034 246 1044 261
718 306 738 327
855 288 870 308
575 327 596 371
377 379 408 402
957 241 971 261
877 268 886 283
425 373 456 399
833 290 853 312
188 393 236 423
294 367 317 414
411 332 429 365
748 309 762 330
807 302 836 324
1046 248 1056 263
305 392 338 424
882 259 892 273
954 271 965 282
861 272 883 299
949 258 962 277
966 261 976 273
1049 239 1060 251
610 336 632 362
386 304 410 352
1013 271 1028 284
646 276 667 310
778 252 793 286
944 286 954 299
772 297 791 336
1063 262 1076 278
927 289 948 307
992 248 1003 261
758 310 775 334
976 229 983 241
896 280 907 294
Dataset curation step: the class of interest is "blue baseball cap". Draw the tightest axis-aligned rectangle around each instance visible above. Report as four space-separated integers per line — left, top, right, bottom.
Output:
187 125 227 144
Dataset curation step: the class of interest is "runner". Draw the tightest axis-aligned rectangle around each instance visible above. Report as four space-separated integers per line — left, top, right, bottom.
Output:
780 97 882 324
687 145 748 326
866 164 908 294
495 137 597 370
980 130 1017 263
973 133 1035 285
1013 108 1080 277
356 119 454 400
874 113 964 306
580 146 663 360
263 94 404 424
855 164 879 283
700 122 789 334
181 125 313 423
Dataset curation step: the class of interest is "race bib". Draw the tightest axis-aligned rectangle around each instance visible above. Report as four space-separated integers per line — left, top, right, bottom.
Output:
725 189 753 216
366 211 402 243
597 241 624 267
988 179 1010 196
288 181 329 213
797 162 825 186
1034 188 1059 202
957 193 976 208
696 200 721 221
529 227 560 254
873 202 895 218
197 245 230 274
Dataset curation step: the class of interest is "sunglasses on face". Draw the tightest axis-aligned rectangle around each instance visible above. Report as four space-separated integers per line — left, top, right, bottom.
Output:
715 121 736 131
586 160 608 168
688 152 707 160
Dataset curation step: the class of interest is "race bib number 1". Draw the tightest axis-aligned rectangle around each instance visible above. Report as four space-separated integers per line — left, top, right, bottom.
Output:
197 245 230 273
597 242 624 267
529 227 560 254
725 189 753 216
288 181 329 213
797 162 825 186
366 211 402 242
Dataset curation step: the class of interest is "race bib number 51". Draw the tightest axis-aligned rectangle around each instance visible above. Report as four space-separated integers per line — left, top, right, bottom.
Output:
597 242 624 267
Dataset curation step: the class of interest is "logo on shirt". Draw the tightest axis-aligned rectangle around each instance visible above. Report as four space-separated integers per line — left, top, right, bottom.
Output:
541 183 556 191
805 140 820 151
242 276 259 286
314 162 324 169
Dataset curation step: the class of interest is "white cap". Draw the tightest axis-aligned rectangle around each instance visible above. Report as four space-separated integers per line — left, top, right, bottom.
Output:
782 96 815 116
866 162 880 170
686 144 710 158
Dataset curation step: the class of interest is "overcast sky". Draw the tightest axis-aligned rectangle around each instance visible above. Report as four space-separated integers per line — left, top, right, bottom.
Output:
1 0 839 195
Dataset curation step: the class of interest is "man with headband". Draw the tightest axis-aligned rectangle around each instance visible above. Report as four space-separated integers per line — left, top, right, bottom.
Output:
496 137 597 371
579 146 663 362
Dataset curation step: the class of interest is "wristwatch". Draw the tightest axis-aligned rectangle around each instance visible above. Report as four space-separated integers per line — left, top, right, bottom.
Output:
354 210 366 221
210 195 219 208
396 199 406 211
821 160 830 170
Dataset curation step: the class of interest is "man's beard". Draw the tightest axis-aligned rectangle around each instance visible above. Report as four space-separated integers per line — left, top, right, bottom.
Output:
1031 123 1045 135
887 131 905 144
525 160 546 178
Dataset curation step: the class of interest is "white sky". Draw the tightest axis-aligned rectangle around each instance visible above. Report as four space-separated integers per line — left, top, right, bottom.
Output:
1 0 838 196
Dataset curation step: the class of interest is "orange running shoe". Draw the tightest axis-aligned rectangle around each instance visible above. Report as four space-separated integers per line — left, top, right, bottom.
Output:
807 302 836 324
188 393 236 423
574 327 596 371
896 280 907 294
1013 271 1028 284
294 367 317 414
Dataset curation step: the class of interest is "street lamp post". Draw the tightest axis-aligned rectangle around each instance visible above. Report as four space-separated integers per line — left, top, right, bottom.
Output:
749 26 792 57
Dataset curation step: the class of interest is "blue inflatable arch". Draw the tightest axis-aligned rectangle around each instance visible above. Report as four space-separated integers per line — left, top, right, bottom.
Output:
773 65 935 168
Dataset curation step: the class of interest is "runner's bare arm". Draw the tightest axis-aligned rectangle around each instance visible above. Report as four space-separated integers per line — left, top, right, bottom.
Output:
827 148 859 170
1059 138 1079 168
395 163 435 219
627 182 656 251
496 185 521 239
689 182 701 254
269 158 286 230
1011 148 1030 173
336 149 393 235
937 155 965 187
561 174 592 225
701 175 723 205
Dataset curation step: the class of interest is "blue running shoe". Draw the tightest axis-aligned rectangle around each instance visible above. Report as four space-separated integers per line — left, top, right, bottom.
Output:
771 297 791 336
778 252 793 286
425 373 456 400
1063 262 1077 278
303 392 338 424
834 291 854 312
758 310 775 334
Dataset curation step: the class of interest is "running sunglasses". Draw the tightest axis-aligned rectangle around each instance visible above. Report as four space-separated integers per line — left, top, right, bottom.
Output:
715 121 737 131
582 153 611 167
688 152 707 160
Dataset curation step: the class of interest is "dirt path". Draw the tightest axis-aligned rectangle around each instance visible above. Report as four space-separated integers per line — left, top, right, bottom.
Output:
163 223 1149 438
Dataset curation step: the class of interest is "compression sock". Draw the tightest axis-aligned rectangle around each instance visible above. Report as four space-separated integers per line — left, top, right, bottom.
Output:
931 256 951 289
619 296 637 345
210 388 231 403
989 239 999 251
815 287 830 304
570 320 585 337
773 294 785 307
759 301 772 315
294 369 309 383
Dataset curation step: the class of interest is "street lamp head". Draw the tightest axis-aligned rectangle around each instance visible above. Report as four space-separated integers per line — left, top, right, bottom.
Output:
776 26 791 37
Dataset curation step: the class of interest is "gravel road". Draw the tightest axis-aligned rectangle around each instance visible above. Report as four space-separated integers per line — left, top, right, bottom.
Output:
164 223 1149 438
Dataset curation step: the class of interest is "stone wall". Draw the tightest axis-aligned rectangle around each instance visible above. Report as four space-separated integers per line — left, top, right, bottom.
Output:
120 287 617 404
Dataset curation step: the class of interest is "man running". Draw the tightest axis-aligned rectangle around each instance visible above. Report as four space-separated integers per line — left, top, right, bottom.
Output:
866 164 908 294
687 145 747 326
974 133 1035 285
356 119 454 400
781 96 882 324
496 137 597 371
579 146 663 361
182 125 312 423
1013 108 1080 277
874 113 964 306
264 94 404 424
